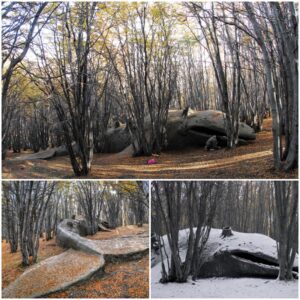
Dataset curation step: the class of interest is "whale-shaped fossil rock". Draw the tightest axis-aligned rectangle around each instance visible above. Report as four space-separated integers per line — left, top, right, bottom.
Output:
197 229 298 278
2 249 105 298
11 109 256 160
102 124 131 153
151 228 298 279
104 109 256 154
56 219 149 259
13 143 79 160
56 219 101 255
3 219 149 298
165 110 255 150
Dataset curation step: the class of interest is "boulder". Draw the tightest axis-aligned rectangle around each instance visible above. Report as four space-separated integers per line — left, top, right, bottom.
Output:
98 222 111 232
205 135 219 151
104 109 256 154
12 109 256 160
102 125 131 153
197 229 298 278
92 234 149 261
165 110 255 150
151 228 298 279
56 219 149 258
14 148 57 160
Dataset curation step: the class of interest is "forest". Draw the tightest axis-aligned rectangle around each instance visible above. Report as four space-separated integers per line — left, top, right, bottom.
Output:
151 181 298 298
2 181 149 298
2 2 298 179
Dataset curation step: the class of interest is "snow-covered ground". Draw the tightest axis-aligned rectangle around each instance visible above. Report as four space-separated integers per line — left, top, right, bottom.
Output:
151 273 298 298
151 228 298 298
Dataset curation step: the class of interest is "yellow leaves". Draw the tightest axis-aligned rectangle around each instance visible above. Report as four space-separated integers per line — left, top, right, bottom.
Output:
39 2 60 17
56 23 63 33
118 181 139 194
9 67 43 104
98 3 107 10
150 6 162 20
242 34 252 45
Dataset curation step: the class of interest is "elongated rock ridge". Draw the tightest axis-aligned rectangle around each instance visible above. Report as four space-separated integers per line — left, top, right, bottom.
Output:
152 228 298 279
3 219 148 298
12 109 256 160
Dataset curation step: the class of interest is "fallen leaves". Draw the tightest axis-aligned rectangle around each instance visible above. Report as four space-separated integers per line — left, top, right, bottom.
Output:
2 238 65 288
3 118 297 179
2 226 149 298
3 249 104 298
48 255 149 298
87 224 149 241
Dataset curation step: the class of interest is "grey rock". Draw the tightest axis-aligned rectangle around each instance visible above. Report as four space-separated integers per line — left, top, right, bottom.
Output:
12 110 256 160
2 249 104 298
4 218 149 298
152 228 298 279
105 109 256 154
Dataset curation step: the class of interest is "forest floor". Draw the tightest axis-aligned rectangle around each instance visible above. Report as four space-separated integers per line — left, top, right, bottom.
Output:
152 228 298 298
151 276 298 298
2 225 149 298
2 118 297 179
87 224 149 241
2 238 65 289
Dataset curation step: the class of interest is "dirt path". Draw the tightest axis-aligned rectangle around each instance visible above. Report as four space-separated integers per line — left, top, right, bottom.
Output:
2 118 297 179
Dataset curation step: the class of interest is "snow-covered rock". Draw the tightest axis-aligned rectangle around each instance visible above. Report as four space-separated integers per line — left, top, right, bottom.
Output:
152 228 298 278
152 228 298 298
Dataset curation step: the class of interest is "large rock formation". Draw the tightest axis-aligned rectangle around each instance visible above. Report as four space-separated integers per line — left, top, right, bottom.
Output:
12 109 256 160
104 109 256 154
151 228 298 279
56 219 100 255
56 219 149 260
14 143 79 160
2 250 104 298
102 124 131 153
3 219 149 298
165 110 255 149
197 229 298 278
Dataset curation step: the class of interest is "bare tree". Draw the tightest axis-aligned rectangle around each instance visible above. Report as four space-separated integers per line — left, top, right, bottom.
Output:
112 3 178 155
1 3 56 158
30 3 111 175
75 182 105 235
4 181 56 266
152 181 221 283
187 3 242 148
244 2 298 170
273 181 298 280
2 183 19 253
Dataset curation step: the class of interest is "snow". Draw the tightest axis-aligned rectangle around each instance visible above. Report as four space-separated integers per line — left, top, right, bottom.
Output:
151 228 298 298
151 272 298 298
152 228 298 268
